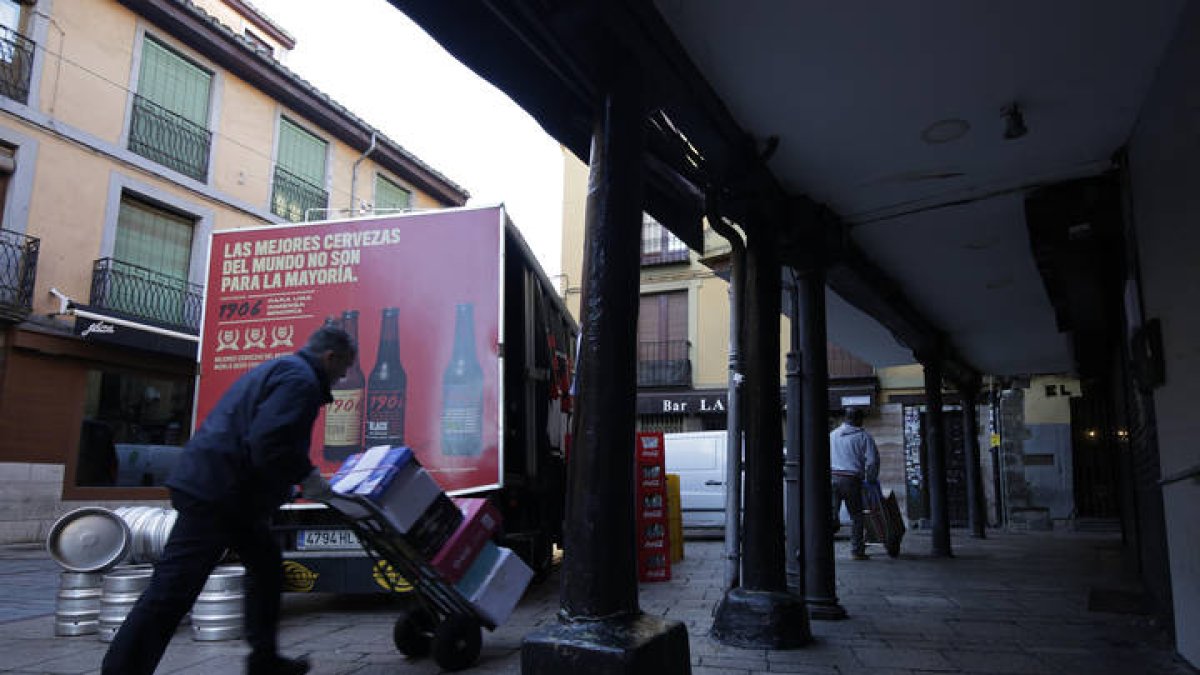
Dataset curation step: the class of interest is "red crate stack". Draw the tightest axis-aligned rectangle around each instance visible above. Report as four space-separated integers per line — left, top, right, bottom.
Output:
635 432 671 582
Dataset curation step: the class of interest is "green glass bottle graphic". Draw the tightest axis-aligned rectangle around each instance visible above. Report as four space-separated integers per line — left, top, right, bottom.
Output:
324 309 365 461
440 303 484 456
365 307 407 448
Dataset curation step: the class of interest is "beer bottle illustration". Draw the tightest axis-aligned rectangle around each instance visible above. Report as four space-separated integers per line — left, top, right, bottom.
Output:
324 309 365 461
364 307 407 448
440 303 484 456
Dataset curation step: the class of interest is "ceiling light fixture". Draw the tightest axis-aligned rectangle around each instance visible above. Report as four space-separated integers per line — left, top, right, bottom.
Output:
1003 103 1027 140
921 118 970 144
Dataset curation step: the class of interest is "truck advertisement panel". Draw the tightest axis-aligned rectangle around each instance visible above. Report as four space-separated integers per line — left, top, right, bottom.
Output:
196 206 504 494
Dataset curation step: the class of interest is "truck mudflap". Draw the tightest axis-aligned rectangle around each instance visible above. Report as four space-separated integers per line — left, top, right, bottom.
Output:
281 553 414 595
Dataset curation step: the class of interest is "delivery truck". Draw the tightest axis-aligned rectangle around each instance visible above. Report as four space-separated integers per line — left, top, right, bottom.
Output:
195 205 575 593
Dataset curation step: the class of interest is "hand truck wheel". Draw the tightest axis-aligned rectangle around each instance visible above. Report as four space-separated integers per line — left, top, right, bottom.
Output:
392 607 432 658
431 613 482 671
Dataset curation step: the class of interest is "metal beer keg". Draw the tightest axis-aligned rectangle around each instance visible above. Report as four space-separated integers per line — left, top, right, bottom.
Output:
97 565 152 642
191 564 245 641
54 571 104 636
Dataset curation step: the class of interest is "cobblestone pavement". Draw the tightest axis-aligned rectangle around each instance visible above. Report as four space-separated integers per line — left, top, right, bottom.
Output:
0 530 1195 674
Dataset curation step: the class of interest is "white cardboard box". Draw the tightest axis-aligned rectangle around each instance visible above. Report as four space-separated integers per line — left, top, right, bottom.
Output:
454 543 533 626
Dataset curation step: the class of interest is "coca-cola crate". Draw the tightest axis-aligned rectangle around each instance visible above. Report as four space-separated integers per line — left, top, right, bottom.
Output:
637 463 665 492
637 548 671 582
635 432 665 464
637 492 666 521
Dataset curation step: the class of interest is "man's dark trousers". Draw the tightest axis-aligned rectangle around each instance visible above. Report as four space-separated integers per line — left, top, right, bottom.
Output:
831 473 865 556
101 491 283 675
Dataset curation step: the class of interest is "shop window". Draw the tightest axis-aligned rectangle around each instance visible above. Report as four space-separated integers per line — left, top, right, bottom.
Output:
75 369 193 487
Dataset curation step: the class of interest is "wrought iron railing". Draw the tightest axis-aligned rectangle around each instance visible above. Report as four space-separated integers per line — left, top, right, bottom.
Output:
128 94 212 181
637 339 691 387
0 229 38 318
0 26 34 104
271 166 327 222
88 258 203 333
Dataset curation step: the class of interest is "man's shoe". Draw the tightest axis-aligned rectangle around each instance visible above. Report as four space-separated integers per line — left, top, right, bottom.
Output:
247 654 310 675
851 551 870 561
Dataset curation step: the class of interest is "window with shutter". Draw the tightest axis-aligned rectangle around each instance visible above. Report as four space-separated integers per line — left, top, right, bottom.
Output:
374 174 412 212
0 0 34 103
272 117 328 221
129 36 213 181
637 291 690 387
641 214 689 266
105 196 196 328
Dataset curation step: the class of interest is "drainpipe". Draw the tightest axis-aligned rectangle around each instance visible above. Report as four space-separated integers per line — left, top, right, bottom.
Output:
707 193 745 590
349 131 378 214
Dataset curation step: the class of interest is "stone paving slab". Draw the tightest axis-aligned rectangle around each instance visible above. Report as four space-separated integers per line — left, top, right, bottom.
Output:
0 531 1196 673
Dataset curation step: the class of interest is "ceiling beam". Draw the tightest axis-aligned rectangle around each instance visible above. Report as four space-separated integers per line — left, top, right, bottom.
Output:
388 0 979 388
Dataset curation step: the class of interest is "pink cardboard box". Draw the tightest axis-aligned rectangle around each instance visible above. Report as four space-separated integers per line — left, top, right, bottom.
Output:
430 498 502 582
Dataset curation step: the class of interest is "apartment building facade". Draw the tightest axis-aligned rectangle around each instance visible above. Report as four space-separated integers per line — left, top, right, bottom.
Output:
0 0 466 542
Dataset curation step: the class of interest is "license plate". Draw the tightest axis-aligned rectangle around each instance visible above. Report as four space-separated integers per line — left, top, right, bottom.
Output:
296 529 360 550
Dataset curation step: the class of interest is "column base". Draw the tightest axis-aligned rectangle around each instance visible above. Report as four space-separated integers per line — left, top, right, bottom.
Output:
806 597 848 621
711 588 812 649
522 612 691 675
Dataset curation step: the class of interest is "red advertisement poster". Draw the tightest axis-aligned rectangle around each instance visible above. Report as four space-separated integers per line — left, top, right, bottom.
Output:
195 206 504 494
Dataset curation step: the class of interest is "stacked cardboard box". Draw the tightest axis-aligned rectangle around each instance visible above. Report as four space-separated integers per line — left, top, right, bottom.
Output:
635 432 671 582
332 446 533 625
331 446 463 557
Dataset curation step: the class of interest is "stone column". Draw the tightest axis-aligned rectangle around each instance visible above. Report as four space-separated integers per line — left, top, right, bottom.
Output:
522 67 690 674
784 280 803 591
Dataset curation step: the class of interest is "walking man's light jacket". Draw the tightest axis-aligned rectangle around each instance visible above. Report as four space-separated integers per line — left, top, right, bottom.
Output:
829 422 881 480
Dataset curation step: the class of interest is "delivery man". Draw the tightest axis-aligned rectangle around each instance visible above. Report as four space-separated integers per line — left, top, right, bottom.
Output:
101 326 351 675
829 406 880 561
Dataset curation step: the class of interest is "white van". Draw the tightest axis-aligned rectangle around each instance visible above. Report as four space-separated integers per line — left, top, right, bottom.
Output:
664 431 729 529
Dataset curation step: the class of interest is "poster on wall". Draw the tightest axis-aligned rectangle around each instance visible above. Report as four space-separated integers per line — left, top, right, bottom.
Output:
195 206 504 494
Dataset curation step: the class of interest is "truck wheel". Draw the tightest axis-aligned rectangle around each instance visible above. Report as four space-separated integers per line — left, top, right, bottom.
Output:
392 608 432 658
431 614 481 671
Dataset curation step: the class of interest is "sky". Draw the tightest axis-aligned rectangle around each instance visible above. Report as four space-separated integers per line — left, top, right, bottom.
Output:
247 0 565 278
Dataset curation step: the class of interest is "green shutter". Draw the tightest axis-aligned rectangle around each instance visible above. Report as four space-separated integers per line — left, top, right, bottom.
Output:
138 37 211 127
374 174 411 211
277 117 326 186
115 198 192 281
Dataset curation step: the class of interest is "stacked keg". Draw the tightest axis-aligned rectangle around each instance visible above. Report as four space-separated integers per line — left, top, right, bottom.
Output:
96 565 153 642
113 506 178 564
46 507 131 637
191 564 245 641
46 505 244 643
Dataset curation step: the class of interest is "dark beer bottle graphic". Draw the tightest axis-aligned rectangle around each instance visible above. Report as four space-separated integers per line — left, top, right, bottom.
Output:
364 307 407 448
324 309 365 461
441 303 484 456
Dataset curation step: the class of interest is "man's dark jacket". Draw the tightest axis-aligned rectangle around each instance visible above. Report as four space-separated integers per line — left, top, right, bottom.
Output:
167 351 332 514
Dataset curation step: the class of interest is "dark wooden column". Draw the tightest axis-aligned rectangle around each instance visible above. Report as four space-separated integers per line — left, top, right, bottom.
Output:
799 266 846 620
923 358 953 557
712 230 811 648
783 276 803 591
961 383 986 539
522 68 689 674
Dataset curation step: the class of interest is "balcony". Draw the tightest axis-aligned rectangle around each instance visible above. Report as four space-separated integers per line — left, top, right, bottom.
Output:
128 94 212 182
638 339 692 388
0 26 34 104
271 166 327 222
88 258 202 333
0 229 38 320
